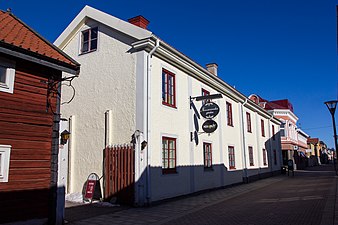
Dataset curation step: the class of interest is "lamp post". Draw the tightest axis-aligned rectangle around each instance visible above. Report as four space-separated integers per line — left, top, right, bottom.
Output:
324 100 338 175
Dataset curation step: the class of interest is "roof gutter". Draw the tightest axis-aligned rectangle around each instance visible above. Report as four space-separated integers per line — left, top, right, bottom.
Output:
0 44 80 75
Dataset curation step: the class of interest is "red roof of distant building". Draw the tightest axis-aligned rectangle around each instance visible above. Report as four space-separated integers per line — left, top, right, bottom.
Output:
268 99 294 112
249 94 294 112
307 138 319 144
0 10 79 72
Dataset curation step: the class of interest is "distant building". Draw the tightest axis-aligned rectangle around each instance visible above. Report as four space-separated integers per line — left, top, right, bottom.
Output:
307 138 328 165
249 95 309 169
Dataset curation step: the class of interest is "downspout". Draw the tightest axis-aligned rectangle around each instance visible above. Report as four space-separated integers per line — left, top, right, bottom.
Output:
145 38 160 204
53 81 62 225
268 116 273 174
240 99 248 183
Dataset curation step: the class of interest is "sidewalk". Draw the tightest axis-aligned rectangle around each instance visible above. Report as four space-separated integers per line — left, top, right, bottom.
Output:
65 164 338 225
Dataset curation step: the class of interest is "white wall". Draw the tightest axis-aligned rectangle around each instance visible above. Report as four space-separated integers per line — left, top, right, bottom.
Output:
147 55 281 202
59 21 137 193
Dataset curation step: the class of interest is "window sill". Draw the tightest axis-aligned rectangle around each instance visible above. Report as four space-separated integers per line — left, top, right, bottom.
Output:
162 102 177 109
162 169 177 175
204 167 213 172
79 49 97 56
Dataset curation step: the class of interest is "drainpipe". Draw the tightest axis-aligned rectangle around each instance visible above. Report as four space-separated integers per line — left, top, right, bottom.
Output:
268 116 273 174
145 38 160 204
240 99 248 183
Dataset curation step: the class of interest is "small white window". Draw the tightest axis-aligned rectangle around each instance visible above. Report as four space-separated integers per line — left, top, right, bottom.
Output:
80 27 98 54
0 145 11 182
0 57 16 94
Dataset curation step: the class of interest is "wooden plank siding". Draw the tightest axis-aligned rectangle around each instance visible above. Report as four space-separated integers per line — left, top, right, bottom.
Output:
0 59 62 223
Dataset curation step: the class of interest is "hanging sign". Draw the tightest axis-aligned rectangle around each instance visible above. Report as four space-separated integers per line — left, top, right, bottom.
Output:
194 131 199 145
202 120 218 133
200 102 220 119
194 114 199 132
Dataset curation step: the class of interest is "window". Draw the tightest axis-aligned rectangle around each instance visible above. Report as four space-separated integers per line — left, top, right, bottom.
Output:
273 149 277 165
280 122 285 137
228 146 235 169
162 137 176 173
272 125 275 140
262 149 267 166
0 145 11 182
246 112 252 133
261 119 265 137
162 69 176 107
0 58 15 94
81 27 98 54
248 146 254 166
226 102 233 126
201 88 210 105
203 143 212 168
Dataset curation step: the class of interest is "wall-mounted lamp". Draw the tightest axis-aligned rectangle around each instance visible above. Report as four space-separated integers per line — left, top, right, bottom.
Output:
141 140 148 150
60 130 71 145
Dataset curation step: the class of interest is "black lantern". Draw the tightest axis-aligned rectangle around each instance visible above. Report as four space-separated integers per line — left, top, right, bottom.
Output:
60 130 71 145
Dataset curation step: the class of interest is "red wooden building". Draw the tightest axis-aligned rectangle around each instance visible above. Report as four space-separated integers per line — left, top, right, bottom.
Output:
0 10 80 224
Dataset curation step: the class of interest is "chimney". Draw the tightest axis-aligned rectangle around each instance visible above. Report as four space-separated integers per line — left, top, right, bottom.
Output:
128 15 150 29
206 63 218 76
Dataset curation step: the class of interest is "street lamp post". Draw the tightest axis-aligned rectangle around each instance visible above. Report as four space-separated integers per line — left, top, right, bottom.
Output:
324 100 338 175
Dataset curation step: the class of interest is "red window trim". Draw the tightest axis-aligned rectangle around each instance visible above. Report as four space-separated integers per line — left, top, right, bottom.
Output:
162 136 177 174
201 88 210 105
261 119 265 137
262 148 267 165
228 146 236 169
246 112 252 133
162 69 176 108
203 142 212 169
226 102 233 127
248 146 254 166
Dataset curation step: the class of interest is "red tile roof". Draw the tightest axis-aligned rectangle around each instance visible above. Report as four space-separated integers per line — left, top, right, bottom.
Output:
0 10 79 71
307 138 319 144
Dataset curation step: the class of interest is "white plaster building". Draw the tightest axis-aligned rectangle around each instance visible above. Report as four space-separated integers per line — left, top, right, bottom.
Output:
55 5 282 205
249 95 309 169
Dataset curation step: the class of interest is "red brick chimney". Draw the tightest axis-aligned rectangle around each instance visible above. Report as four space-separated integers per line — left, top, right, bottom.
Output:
128 15 149 29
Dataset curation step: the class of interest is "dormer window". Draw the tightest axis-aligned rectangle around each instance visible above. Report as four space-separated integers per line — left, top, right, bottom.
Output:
81 27 98 54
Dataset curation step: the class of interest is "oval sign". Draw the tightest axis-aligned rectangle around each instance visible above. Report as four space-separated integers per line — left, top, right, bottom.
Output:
200 102 220 119
202 120 218 133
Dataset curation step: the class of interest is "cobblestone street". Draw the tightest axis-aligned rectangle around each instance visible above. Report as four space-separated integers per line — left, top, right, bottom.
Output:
66 164 338 225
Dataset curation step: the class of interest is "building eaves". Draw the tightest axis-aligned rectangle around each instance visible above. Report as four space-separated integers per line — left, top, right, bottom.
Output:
0 10 80 75
54 5 152 48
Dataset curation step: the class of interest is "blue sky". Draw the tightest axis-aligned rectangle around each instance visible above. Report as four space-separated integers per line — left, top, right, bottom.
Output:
1 0 338 148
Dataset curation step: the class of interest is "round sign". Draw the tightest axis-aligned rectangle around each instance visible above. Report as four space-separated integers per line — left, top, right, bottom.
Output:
202 120 218 133
200 102 220 119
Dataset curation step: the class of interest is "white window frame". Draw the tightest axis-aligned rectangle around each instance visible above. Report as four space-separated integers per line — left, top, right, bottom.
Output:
0 145 11 182
0 57 16 94
79 26 99 55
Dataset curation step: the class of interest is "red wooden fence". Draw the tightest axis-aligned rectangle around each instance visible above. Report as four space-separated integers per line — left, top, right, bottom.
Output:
104 144 135 205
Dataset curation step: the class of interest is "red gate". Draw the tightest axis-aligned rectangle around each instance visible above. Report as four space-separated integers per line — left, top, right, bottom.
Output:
104 144 135 205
